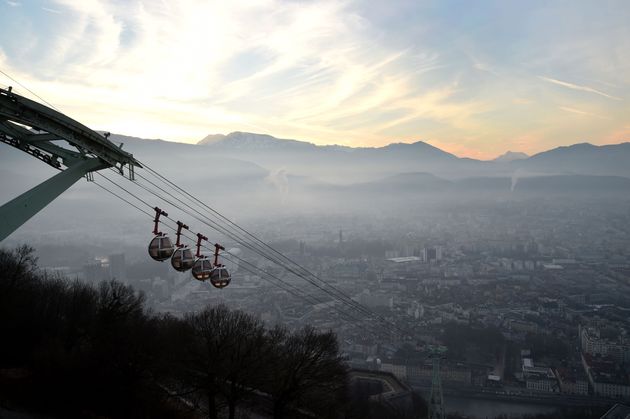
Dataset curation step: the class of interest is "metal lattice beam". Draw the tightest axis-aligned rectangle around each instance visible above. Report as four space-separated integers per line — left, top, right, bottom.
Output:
0 87 140 172
0 86 142 241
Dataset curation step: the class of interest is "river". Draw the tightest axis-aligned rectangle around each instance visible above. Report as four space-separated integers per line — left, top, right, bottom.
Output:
414 389 560 418
443 395 558 418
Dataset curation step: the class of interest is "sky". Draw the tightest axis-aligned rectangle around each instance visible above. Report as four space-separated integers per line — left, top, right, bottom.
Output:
1 0 629 159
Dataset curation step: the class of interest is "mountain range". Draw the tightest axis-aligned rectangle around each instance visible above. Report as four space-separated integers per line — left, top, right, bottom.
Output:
194 131 630 181
2 130 630 241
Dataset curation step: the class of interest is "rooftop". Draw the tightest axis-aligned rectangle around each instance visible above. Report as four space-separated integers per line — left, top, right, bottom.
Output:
387 256 423 263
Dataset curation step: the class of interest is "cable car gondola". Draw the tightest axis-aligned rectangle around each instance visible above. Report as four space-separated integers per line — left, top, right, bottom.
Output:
191 233 213 281
209 243 231 289
171 221 195 272
148 207 175 261
209 266 230 288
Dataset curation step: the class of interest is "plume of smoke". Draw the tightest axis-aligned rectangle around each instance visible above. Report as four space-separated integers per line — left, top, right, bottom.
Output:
265 168 289 203
511 169 523 192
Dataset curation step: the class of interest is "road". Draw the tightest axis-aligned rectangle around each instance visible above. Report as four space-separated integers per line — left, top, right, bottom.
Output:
410 383 620 408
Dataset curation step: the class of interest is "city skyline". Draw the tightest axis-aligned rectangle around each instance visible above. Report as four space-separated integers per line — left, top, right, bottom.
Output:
1 0 629 159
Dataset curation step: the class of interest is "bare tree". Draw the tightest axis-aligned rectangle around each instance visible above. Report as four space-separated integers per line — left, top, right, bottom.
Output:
185 305 229 419
265 326 348 419
219 309 267 419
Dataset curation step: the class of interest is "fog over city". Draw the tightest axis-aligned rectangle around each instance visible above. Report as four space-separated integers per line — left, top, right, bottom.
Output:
2 1 630 418
2 127 630 418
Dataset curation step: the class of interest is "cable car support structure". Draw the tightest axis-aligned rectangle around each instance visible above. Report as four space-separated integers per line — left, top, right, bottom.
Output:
0 86 140 241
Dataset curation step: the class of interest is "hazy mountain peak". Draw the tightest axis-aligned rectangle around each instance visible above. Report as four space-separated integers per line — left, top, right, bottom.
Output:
198 132 450 154
493 151 529 162
198 133 226 145
198 131 317 149
561 142 596 149
377 140 458 159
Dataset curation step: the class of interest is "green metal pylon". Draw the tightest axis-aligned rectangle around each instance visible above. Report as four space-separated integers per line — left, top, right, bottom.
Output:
0 86 140 242
428 346 446 419
0 157 105 241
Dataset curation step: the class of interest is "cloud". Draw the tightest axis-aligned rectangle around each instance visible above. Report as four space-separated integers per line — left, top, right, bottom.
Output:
2 1 629 159
2 0 483 148
512 98 533 105
42 7 62 14
469 55 500 77
5 0 20 6
539 76 622 101
559 106 611 120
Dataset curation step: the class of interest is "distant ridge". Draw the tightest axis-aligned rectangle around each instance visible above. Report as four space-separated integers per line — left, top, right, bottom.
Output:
198 131 323 150
99 131 630 180
515 141 630 177
197 131 456 156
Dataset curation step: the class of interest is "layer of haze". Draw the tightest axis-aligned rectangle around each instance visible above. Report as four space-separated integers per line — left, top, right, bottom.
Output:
1 0 629 159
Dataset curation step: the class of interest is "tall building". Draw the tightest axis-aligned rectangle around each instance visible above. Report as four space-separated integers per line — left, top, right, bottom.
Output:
108 253 126 282
424 246 443 262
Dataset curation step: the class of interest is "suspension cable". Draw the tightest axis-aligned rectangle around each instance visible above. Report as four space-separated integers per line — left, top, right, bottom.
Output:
119 168 405 337
128 165 409 337
93 176 387 339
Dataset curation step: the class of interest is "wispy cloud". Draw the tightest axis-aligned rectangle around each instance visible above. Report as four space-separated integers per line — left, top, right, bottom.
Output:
5 0 20 6
469 54 500 77
539 76 622 101
559 106 611 120
1 0 481 147
513 98 533 105
1 1 629 159
42 6 62 14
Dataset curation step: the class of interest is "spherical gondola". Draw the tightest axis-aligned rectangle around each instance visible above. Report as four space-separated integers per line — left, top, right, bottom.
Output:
170 221 194 272
148 207 174 261
192 257 213 281
171 245 195 272
209 266 231 289
148 234 175 261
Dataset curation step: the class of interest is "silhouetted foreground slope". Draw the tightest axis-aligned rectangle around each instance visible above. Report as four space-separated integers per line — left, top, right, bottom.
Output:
0 245 352 419
3 246 596 419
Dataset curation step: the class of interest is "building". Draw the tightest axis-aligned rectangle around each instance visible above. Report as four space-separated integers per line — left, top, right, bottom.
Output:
522 358 559 393
556 367 589 395
348 339 378 356
582 353 630 399
108 253 126 281
423 246 443 262
359 290 393 309
580 325 630 364
524 367 559 393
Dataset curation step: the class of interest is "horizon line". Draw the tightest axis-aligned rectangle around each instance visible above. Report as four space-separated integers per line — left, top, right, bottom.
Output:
107 130 630 161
